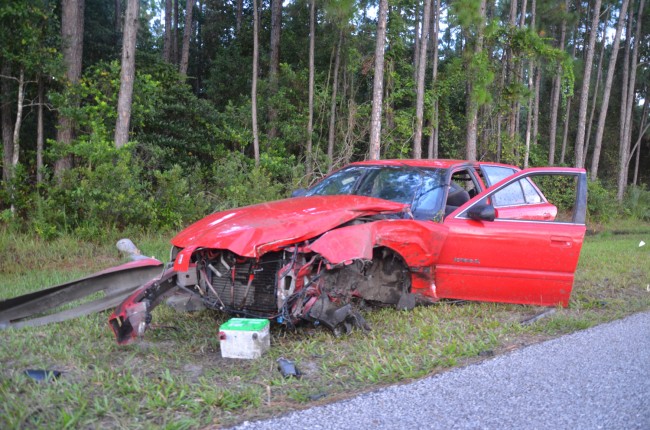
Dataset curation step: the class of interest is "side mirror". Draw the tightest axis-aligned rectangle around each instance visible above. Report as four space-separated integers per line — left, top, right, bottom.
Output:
467 204 495 222
291 188 308 198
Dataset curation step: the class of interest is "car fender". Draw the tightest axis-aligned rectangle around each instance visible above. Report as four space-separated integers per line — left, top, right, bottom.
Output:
309 220 448 298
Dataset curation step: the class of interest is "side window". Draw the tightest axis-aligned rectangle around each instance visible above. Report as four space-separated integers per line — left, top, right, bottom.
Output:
460 172 586 224
493 182 525 206
481 165 517 186
521 179 543 204
450 169 480 197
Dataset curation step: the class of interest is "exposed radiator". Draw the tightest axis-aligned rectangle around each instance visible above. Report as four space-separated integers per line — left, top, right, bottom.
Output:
211 253 281 313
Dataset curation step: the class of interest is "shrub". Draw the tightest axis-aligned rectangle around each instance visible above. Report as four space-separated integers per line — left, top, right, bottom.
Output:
623 185 650 221
586 179 619 223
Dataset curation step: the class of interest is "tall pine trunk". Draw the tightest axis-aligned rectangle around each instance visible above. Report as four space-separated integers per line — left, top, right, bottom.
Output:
413 0 431 159
236 0 243 35
548 0 568 165
11 69 25 170
617 0 645 201
179 0 194 77
37 77 44 184
115 0 139 148
590 0 629 180
251 0 260 166
465 0 486 162
574 0 602 168
306 0 315 176
55 0 84 177
1 63 12 182
427 0 440 159
327 29 343 171
369 0 388 160
583 10 608 167
164 0 172 62
268 0 282 140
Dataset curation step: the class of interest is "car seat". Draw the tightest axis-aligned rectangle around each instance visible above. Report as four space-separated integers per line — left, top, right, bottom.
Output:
445 182 470 217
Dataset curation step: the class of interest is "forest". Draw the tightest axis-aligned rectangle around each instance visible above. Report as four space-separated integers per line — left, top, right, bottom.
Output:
0 0 649 237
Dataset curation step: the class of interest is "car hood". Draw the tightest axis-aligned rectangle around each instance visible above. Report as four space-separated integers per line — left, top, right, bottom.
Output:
171 195 408 271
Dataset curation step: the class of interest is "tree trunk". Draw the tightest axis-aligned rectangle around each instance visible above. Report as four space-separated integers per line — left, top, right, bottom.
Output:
236 0 243 35
413 0 431 159
465 0 486 162
369 0 388 160
583 9 609 168
55 0 84 177
195 0 204 94
179 0 194 77
163 0 172 62
548 0 568 165
523 64 534 168
327 29 343 172
632 96 648 185
115 0 122 37
560 33 578 165
590 0 630 180
268 0 282 140
306 0 315 176
1 63 12 182
574 0 602 168
427 0 440 159
413 1 420 83
251 0 260 166
10 69 24 170
37 77 44 184
114 0 139 148
617 0 645 201
523 0 537 169
532 66 540 147
173 0 179 64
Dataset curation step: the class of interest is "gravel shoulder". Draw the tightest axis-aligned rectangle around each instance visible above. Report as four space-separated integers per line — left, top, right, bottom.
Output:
233 311 650 429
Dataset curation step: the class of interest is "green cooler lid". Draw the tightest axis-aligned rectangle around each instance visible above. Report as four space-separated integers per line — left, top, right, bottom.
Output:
220 318 269 331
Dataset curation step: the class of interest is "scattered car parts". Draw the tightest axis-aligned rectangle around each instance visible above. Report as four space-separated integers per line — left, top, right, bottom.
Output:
0 257 162 329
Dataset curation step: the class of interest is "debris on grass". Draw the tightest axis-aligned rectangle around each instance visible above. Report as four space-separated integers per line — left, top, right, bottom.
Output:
520 308 557 326
23 369 61 382
277 358 301 379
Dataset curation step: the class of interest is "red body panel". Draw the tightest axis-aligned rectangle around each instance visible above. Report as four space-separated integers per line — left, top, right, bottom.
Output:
172 195 407 271
494 202 558 221
310 219 447 267
435 219 584 306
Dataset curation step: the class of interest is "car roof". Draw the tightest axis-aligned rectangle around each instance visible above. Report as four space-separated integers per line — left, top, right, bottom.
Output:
348 159 520 170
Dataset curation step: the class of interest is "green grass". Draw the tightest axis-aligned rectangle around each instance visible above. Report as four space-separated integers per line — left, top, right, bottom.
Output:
1 223 649 428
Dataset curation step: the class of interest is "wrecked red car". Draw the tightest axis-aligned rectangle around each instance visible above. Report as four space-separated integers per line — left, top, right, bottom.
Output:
110 160 587 344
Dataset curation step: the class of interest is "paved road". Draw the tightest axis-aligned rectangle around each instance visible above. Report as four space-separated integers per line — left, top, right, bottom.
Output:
233 311 650 429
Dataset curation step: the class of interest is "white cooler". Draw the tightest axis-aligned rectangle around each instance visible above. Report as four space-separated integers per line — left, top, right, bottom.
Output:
218 318 270 359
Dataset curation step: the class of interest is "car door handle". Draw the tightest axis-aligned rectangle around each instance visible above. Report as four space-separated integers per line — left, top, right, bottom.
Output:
550 236 572 248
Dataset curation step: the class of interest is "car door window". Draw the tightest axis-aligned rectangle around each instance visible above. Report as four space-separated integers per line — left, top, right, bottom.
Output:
492 182 526 206
480 165 517 186
521 178 543 203
458 170 586 224
306 167 366 196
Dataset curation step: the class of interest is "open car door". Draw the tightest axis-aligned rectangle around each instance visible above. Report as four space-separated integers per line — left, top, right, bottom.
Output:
434 168 587 307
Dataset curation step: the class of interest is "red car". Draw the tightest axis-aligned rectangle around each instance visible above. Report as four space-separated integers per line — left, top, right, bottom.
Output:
110 160 587 343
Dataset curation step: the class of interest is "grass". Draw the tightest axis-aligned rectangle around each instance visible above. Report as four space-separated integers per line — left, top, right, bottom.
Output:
1 222 649 428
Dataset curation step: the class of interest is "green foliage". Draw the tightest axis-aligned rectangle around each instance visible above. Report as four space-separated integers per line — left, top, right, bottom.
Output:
586 180 619 223
0 0 61 75
50 60 162 164
622 185 650 221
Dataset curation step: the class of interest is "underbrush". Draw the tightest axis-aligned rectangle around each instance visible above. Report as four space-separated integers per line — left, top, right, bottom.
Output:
1 150 296 243
1 224 649 428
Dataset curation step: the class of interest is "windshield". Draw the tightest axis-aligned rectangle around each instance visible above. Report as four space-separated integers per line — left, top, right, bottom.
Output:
306 165 447 220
